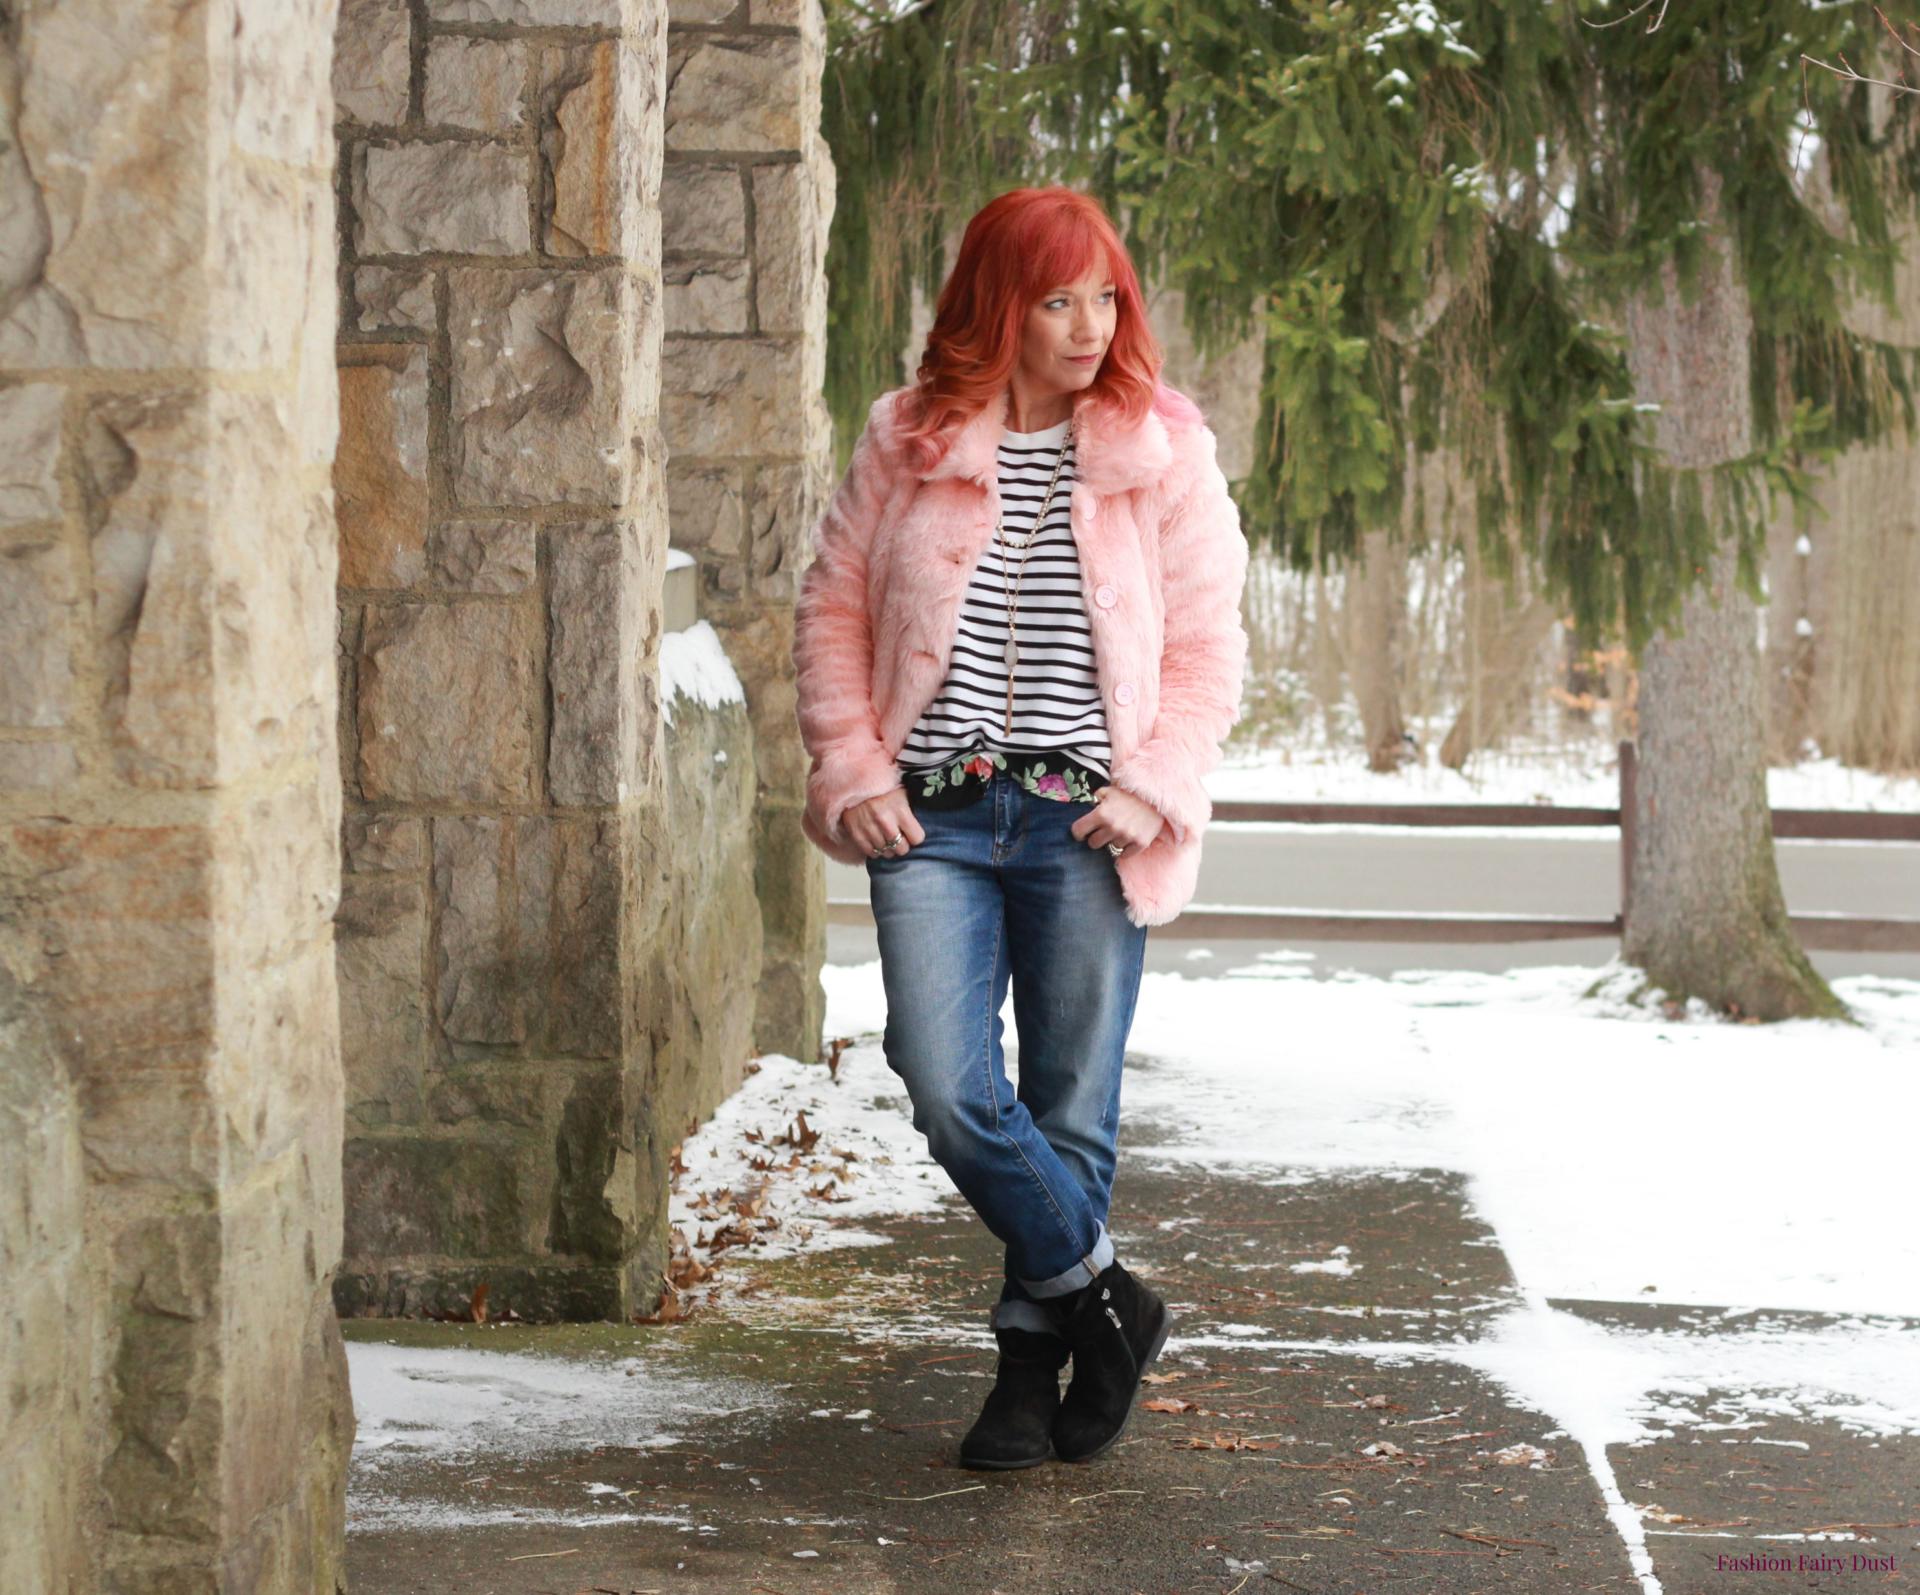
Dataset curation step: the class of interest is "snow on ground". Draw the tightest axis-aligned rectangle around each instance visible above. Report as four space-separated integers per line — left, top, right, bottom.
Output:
663 1045 956 1269
1209 737 1920 815
346 1339 784 1533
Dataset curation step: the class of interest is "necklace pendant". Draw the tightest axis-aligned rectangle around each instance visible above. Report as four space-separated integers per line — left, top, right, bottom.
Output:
1003 636 1018 669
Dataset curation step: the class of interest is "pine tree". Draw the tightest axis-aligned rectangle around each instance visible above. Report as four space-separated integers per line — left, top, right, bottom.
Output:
821 0 1920 1020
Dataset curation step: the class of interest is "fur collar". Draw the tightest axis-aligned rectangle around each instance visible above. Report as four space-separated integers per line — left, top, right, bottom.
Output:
910 383 1174 494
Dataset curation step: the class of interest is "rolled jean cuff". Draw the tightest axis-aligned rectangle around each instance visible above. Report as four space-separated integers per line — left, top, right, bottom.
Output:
989 1298 1065 1337
1016 1217 1114 1299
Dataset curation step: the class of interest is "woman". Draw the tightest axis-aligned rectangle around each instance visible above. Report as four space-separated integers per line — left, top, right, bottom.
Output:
792 188 1250 1469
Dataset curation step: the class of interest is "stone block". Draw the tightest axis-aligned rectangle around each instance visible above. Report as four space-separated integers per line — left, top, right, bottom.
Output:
429 1066 545 1128
335 874 427 1129
746 456 817 602
0 815 219 1180
80 389 216 782
352 142 532 257
549 520 648 804
539 39 656 260
233 0 337 165
0 0 211 369
214 428 340 784
355 601 538 804
429 519 538 593
547 1065 631 1261
660 336 807 457
333 0 411 127
664 257 750 332
0 967 91 1595
333 1262 625 1322
429 0 623 20
336 344 430 589
0 541 74 728
661 164 746 255
103 1213 223 1539
426 35 527 133
0 384 65 528
0 741 78 790
751 160 827 333
666 461 744 556
336 603 363 797
342 1138 532 1260
211 154 324 376
707 603 805 792
81 390 334 787
448 267 636 507
669 0 741 21
750 786 817 962
293 187 345 468
664 37 806 153
217 1173 346 1533
431 814 623 1058
342 812 426 874
211 780 347 1186
351 265 436 335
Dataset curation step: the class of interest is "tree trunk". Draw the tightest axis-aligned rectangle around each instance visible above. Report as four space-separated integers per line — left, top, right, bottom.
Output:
1438 588 1557 770
1620 164 1847 1022
1346 528 1409 772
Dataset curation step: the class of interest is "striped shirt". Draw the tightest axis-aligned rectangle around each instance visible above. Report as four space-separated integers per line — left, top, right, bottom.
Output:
898 419 1113 781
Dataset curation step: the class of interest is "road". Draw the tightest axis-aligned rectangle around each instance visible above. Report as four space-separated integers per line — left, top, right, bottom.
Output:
828 828 1920 981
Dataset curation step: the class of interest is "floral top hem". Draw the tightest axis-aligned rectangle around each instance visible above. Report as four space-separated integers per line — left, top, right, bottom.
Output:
898 746 1108 809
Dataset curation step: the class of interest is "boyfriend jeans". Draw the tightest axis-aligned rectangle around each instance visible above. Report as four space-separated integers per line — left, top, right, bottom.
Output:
865 767 1150 1339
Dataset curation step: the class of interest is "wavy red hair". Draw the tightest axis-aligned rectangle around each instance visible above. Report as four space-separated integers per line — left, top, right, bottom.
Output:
896 187 1201 472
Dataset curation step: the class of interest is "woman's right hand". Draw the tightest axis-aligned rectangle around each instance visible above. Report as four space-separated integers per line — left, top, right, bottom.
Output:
848 787 926 858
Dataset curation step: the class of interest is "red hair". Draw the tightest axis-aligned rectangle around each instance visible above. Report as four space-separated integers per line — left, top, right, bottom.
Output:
897 187 1201 472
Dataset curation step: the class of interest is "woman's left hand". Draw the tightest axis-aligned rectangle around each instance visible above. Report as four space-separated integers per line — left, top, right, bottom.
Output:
1071 786 1165 855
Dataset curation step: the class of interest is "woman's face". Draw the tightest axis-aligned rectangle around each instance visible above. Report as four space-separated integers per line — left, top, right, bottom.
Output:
1017 263 1117 397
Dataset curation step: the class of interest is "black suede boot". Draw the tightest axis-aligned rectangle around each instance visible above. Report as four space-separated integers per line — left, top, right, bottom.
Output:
1042 1260 1174 1463
958 1325 1072 1470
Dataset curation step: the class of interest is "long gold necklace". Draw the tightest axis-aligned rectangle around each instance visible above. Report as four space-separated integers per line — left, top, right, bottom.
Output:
995 418 1073 737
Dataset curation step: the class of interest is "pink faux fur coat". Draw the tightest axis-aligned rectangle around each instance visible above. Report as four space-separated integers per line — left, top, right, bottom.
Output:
792 380 1251 929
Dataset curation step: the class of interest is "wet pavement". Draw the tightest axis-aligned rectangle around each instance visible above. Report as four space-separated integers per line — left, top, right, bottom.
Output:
340 1145 1917 1594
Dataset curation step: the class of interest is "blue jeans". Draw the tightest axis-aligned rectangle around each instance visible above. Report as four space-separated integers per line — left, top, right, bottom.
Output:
865 768 1150 1339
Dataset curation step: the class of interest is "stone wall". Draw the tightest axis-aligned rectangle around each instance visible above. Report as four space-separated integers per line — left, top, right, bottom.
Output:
330 0 684 1321
0 0 353 1587
660 0 837 1065
651 622 766 1203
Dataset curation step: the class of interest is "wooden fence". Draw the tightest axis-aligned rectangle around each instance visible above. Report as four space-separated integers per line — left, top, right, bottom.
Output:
828 742 1920 951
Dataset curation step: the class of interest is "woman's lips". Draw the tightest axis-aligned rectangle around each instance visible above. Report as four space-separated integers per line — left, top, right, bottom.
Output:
1066 352 1102 364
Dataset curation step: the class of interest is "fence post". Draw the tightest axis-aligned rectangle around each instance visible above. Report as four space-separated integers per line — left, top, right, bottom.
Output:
1618 738 1637 936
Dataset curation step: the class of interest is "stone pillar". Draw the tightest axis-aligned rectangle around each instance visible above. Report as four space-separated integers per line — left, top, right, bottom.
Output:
660 0 835 1061
332 0 675 1319
0 0 351 1587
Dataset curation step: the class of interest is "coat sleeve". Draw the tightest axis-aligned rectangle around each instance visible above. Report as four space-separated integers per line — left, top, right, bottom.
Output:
792 396 905 852
1104 426 1250 848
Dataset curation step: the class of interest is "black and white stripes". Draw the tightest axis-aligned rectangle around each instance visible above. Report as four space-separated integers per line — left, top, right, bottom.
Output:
898 418 1113 779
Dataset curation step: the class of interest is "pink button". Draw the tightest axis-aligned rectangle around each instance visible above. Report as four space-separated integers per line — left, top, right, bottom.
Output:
1114 681 1135 705
1094 583 1117 608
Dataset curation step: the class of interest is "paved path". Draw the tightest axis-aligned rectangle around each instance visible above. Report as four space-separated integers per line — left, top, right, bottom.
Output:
343 1142 1916 1592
